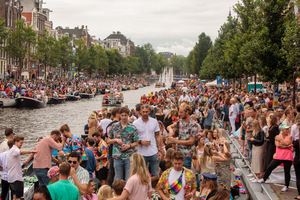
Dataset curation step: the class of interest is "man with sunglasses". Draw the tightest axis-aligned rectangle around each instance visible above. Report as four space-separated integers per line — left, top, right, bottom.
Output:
67 151 89 199
133 104 160 177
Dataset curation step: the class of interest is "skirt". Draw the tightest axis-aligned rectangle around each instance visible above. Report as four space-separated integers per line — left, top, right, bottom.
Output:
251 144 265 173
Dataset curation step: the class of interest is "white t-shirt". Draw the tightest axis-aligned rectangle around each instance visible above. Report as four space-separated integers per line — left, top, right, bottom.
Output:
169 169 186 200
99 118 113 134
0 139 9 154
133 117 160 157
291 124 299 141
6 145 23 183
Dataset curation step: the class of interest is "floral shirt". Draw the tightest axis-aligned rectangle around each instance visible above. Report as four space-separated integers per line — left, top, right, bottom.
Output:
66 134 87 161
95 139 109 170
174 119 201 157
157 167 197 198
109 122 139 160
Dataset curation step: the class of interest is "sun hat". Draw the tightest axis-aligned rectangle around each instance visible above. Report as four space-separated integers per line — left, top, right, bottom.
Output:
47 166 59 179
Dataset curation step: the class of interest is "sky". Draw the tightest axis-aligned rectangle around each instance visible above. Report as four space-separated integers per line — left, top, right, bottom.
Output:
45 0 239 56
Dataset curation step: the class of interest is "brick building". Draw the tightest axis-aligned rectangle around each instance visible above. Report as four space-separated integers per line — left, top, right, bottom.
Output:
0 0 22 79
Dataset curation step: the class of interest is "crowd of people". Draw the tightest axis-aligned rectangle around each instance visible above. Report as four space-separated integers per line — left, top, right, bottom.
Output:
0 79 299 200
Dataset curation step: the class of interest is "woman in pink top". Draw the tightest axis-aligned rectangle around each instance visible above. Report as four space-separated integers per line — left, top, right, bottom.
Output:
108 152 152 200
259 124 293 192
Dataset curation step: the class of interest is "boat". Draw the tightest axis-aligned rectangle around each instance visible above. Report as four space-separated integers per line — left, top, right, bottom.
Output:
66 95 80 101
0 98 17 107
102 99 122 107
47 97 66 104
162 83 166 87
79 93 95 99
15 97 47 108
155 83 161 88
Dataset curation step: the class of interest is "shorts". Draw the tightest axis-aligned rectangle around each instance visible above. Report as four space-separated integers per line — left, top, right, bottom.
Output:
10 181 24 199
97 167 108 180
224 115 229 122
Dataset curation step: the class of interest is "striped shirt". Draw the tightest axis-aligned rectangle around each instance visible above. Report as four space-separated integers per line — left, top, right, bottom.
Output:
0 150 9 181
68 165 89 200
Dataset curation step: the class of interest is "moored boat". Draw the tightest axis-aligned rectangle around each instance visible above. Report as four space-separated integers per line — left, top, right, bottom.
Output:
79 93 95 98
66 95 81 101
47 97 66 104
0 98 17 107
15 97 47 108
102 99 122 107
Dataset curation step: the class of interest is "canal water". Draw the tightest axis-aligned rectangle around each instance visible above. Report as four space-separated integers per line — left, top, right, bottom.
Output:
0 84 162 150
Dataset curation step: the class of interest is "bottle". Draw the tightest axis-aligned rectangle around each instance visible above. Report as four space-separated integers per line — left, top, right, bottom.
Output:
184 184 190 195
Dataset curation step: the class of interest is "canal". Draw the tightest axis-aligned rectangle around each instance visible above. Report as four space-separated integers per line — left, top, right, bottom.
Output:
0 84 162 149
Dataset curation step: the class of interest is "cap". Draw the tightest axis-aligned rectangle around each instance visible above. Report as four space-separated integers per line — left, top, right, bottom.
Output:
202 173 218 181
280 124 290 129
47 166 59 179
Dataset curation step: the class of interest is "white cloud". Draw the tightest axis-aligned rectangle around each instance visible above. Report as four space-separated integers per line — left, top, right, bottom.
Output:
45 0 238 56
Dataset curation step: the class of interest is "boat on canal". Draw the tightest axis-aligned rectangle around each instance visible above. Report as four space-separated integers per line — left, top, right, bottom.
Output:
66 95 81 101
79 93 95 99
47 97 66 104
15 96 47 108
0 97 17 107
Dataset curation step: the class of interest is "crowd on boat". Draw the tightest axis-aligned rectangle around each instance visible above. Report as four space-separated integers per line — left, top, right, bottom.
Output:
0 77 149 108
0 79 299 200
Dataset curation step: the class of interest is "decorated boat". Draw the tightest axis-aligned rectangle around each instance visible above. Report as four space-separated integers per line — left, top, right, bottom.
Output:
155 83 161 88
66 95 80 101
15 97 47 108
47 97 66 104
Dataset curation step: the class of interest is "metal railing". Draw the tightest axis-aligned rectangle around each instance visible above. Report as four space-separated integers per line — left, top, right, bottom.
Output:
227 133 274 200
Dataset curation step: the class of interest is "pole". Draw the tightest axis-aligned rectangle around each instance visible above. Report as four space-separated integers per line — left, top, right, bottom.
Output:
293 66 296 108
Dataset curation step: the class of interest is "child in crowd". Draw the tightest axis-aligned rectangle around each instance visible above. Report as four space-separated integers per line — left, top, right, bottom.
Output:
112 179 126 198
150 176 162 200
97 185 113 200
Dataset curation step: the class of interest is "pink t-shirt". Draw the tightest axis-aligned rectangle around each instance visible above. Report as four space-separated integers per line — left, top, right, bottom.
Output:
274 135 293 161
33 136 63 169
124 174 152 200
83 193 97 200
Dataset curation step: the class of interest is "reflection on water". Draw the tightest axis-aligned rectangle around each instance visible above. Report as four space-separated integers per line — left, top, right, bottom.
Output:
0 84 162 149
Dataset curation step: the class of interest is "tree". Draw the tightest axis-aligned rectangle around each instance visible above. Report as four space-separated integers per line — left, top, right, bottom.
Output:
0 17 8 45
94 45 108 76
5 20 36 79
36 29 56 80
192 32 212 75
75 38 89 73
254 0 293 83
56 36 73 77
170 55 186 75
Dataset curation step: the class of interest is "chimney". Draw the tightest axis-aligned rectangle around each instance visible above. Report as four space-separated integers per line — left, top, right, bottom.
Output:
113 31 116 34
117 31 120 34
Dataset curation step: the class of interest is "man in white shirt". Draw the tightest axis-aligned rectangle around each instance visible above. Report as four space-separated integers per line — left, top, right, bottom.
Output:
0 128 14 154
99 113 112 134
6 136 36 200
178 92 190 104
0 139 14 200
133 104 160 176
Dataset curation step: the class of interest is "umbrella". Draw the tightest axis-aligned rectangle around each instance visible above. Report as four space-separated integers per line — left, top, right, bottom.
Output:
177 80 185 83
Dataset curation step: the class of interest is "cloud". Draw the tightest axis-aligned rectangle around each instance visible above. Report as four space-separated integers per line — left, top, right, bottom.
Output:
45 0 238 56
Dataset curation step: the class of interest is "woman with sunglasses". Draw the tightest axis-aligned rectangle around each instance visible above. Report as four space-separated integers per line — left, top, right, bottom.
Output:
215 140 232 190
259 124 293 192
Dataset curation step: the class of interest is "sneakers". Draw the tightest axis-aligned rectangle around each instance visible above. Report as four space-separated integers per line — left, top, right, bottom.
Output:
251 179 258 183
247 174 254 177
249 177 256 181
258 179 265 183
281 186 288 192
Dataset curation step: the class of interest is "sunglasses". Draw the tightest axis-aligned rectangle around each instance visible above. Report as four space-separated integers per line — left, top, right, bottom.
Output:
68 160 77 164
219 144 224 147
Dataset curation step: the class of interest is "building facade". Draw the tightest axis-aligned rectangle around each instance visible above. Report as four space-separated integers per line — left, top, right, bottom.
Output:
102 31 135 57
0 0 22 79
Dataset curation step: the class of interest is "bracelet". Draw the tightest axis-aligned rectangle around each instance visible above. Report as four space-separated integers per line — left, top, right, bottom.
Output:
114 138 117 143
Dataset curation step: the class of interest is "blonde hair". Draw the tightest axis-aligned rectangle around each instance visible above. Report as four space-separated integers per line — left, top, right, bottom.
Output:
130 153 150 185
200 143 213 168
218 129 226 139
97 185 113 200
252 120 261 135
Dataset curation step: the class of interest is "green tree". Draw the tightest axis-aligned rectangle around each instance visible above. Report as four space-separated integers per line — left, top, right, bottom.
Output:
94 45 108 76
75 38 89 73
0 17 8 45
5 20 36 79
57 36 73 77
170 55 186 75
106 49 124 74
36 29 56 80
192 32 212 75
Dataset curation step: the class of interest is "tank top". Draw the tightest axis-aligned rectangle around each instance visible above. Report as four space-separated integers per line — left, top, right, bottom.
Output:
273 134 293 161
